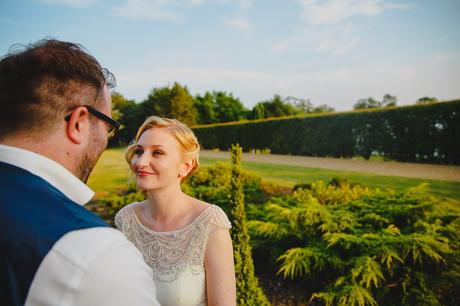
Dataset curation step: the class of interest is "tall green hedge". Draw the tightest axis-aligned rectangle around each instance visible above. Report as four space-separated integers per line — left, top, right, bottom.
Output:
192 100 460 164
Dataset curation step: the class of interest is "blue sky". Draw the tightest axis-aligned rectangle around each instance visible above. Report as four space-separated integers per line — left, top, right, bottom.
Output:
1 0 459 110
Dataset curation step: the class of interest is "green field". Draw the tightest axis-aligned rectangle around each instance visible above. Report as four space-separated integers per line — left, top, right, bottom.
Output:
88 148 460 200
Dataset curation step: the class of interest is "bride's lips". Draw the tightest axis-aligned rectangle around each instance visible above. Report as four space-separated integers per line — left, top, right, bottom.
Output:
137 170 155 177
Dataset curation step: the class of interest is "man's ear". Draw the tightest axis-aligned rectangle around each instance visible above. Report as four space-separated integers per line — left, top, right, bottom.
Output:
65 107 90 144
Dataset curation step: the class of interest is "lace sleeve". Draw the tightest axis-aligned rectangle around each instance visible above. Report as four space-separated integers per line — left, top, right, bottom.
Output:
208 205 231 231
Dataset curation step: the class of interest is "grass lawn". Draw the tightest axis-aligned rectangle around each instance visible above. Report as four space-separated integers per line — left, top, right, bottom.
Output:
88 148 460 201
87 148 132 197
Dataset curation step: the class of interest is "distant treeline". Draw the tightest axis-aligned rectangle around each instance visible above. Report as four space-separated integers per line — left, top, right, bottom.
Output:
110 82 337 146
192 100 460 165
110 82 443 148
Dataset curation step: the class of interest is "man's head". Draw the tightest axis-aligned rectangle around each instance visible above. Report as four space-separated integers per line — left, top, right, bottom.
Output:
0 38 118 182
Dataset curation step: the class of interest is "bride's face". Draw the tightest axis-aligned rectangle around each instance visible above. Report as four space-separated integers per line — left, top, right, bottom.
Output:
131 128 188 191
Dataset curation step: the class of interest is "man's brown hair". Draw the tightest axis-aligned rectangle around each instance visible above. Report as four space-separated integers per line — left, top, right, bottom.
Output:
0 38 116 139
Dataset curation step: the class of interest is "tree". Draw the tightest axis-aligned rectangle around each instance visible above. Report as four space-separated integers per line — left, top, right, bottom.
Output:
251 103 266 120
353 97 382 110
213 91 247 123
109 92 142 146
416 96 439 105
194 92 217 124
194 91 247 124
110 92 126 121
141 82 197 126
229 144 270 306
354 94 398 110
251 95 301 119
251 95 335 119
169 83 197 125
313 104 335 113
285 96 314 113
382 94 397 107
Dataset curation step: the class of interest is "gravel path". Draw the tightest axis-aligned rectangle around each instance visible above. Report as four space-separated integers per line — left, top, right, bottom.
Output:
200 150 460 182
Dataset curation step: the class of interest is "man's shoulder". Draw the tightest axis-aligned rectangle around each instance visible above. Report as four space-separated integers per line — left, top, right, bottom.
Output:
0 161 107 231
26 227 161 306
51 227 134 268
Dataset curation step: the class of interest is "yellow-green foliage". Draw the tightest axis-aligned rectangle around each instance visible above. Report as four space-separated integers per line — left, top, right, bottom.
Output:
249 183 460 305
228 144 270 306
305 180 372 205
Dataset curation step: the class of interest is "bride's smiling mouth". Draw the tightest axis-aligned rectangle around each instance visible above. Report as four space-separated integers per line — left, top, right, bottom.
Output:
137 170 156 177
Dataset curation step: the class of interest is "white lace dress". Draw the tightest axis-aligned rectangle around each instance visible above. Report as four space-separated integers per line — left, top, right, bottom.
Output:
115 203 231 306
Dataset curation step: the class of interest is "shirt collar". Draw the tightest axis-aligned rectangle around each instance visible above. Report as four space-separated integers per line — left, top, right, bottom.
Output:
0 144 94 205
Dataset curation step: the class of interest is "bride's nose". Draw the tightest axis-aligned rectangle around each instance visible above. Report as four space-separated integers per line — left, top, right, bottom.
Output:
134 151 150 167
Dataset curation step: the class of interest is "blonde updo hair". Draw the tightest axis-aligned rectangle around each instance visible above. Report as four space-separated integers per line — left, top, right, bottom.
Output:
125 116 200 180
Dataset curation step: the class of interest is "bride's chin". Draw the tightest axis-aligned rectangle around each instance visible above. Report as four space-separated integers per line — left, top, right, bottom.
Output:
137 182 156 191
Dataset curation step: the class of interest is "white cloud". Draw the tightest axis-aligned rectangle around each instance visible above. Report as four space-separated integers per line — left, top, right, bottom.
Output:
300 0 410 25
273 1 411 55
316 36 359 55
235 0 255 10
109 0 254 22
186 0 205 5
110 0 184 22
272 23 359 56
36 0 99 7
315 23 359 55
272 33 310 54
225 18 249 30
273 41 290 54
212 0 256 10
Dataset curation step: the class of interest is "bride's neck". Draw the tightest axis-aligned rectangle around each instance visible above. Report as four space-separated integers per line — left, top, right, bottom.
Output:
145 184 188 222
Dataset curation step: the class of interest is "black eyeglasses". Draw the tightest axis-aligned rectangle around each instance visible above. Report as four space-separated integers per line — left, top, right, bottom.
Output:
65 105 121 138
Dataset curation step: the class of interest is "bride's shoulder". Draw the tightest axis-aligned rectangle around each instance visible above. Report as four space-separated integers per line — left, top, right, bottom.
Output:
194 201 231 230
117 201 140 214
114 201 143 229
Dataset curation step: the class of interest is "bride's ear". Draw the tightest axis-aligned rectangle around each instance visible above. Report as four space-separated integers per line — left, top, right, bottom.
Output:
179 158 195 178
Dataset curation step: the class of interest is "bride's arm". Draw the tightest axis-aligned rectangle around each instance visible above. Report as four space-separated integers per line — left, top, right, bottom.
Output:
205 229 237 306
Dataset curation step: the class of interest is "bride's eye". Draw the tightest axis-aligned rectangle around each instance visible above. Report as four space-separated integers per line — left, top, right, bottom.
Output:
152 150 164 156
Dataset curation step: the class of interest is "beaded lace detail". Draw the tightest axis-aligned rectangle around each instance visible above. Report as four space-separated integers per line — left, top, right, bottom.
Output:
115 203 231 282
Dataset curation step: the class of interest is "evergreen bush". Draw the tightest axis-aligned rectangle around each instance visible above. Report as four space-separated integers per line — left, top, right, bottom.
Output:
229 144 271 306
249 183 460 305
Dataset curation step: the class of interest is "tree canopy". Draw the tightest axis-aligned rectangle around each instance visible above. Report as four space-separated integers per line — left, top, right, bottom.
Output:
353 94 398 110
195 91 247 124
141 82 197 126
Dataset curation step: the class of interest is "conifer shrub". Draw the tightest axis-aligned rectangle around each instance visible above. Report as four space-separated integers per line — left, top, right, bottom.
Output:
249 183 460 305
229 144 271 306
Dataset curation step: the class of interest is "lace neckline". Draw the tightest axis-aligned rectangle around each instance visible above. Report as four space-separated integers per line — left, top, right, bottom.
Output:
128 203 213 235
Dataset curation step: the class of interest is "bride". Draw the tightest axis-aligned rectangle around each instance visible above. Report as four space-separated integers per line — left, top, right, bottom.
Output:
115 116 236 306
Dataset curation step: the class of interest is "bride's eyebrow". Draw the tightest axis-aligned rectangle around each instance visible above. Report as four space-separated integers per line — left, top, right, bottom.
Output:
136 144 166 149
